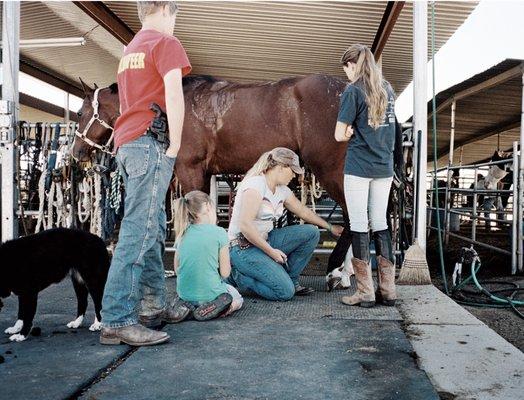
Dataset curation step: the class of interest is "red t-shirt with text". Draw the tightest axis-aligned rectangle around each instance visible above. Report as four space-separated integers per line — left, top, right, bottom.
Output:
114 29 191 148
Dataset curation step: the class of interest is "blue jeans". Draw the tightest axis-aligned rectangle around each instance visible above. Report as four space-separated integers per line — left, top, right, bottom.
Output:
101 135 176 328
230 224 320 301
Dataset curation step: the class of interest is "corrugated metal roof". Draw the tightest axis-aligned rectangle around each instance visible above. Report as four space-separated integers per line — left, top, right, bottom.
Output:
381 1 477 92
1 1 477 98
106 0 478 93
107 1 387 83
429 59 523 166
1 1 123 89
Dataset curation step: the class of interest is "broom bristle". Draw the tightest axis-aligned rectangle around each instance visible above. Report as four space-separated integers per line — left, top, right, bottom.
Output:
397 241 432 285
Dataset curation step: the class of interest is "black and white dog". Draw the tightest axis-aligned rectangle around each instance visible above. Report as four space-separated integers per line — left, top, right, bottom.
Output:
0 228 110 342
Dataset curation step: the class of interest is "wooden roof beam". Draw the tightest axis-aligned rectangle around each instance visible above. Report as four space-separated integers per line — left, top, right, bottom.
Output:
20 93 79 122
19 58 84 98
1 85 78 121
436 116 521 157
371 1 405 60
428 63 524 121
74 1 135 45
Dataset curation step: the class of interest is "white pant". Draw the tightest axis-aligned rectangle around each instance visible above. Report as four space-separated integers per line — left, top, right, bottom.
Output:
344 174 393 233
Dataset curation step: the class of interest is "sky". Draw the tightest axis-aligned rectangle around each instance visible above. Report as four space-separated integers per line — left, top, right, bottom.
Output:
395 0 524 122
2 0 524 119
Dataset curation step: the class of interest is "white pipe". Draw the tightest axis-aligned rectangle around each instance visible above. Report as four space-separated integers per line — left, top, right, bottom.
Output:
413 1 428 249
1 1 19 242
10 37 86 49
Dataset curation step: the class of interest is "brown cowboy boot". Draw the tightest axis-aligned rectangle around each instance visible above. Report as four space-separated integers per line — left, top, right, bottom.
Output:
341 258 375 308
100 324 170 346
375 256 397 306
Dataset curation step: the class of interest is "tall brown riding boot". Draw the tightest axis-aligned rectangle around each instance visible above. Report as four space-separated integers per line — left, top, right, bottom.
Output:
376 256 397 306
341 258 375 308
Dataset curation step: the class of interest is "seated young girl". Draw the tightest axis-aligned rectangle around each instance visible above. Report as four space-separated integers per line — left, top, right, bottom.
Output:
172 190 243 321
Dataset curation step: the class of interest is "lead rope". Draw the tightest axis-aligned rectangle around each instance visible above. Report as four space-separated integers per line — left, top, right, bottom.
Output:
109 169 122 211
91 172 103 235
35 166 48 233
77 175 92 224
47 181 56 228
166 178 182 225
309 173 323 213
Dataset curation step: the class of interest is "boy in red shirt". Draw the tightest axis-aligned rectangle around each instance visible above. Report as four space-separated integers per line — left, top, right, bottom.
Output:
100 1 191 347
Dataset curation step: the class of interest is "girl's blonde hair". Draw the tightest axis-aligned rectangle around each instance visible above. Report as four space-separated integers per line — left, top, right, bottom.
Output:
340 44 389 129
173 190 211 245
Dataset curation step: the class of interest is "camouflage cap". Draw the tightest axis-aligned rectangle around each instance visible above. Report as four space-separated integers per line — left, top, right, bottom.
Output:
270 147 305 175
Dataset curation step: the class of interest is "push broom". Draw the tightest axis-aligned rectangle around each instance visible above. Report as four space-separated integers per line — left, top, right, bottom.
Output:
397 129 432 285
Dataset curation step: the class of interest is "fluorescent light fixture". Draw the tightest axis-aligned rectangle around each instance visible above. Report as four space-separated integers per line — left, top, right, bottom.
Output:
15 37 86 49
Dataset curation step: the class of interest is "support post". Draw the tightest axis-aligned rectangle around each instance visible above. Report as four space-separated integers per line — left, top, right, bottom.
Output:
472 167 478 242
511 141 518 274
64 92 70 124
518 71 524 272
444 100 457 245
1 1 20 242
413 1 428 249
210 175 218 209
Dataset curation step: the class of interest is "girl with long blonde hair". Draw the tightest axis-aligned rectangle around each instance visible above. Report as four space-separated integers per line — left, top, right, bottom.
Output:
171 190 243 321
334 44 397 308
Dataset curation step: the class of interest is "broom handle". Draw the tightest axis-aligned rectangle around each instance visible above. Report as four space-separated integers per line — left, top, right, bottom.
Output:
413 129 422 242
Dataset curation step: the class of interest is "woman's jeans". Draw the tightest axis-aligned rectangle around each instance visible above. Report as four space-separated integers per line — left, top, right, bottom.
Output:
230 225 320 301
101 135 176 328
344 174 393 262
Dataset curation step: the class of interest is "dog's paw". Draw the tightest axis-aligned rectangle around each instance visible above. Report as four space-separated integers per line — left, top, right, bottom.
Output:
89 319 102 332
9 333 27 342
5 320 23 334
67 316 84 329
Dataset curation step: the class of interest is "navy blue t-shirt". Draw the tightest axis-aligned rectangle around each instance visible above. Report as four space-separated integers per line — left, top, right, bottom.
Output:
337 81 396 178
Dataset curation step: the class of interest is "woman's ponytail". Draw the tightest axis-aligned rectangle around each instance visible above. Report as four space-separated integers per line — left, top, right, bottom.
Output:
173 191 212 246
341 44 389 129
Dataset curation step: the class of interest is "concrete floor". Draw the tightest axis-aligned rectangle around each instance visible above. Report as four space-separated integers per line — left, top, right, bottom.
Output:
1 276 522 400
1 277 438 400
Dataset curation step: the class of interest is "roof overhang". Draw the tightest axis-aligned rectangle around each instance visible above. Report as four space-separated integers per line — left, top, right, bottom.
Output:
427 59 524 166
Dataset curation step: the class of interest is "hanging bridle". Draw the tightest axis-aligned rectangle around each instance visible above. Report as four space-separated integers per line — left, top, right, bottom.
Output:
75 88 116 156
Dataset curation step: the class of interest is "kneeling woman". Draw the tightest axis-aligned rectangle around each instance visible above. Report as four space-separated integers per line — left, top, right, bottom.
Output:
228 147 343 301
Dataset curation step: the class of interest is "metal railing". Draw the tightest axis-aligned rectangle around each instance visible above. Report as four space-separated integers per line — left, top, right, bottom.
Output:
427 141 521 274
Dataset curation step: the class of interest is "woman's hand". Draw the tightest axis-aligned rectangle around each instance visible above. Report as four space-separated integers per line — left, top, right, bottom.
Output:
268 248 287 264
344 125 354 139
329 224 344 237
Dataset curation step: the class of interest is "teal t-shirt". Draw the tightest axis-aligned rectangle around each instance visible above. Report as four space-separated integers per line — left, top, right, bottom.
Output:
337 81 396 178
176 224 229 303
